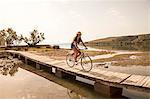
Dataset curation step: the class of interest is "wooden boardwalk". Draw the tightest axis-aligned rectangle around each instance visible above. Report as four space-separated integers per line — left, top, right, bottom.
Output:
4 50 150 96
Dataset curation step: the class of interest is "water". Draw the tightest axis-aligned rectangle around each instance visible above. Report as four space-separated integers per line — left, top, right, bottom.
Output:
58 43 72 49
0 68 69 99
0 64 107 99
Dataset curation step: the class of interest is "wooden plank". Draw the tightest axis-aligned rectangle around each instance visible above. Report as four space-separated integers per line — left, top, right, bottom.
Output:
45 60 63 65
136 76 150 86
89 69 131 83
142 77 150 88
89 70 108 79
92 68 106 73
40 58 54 63
112 72 126 80
90 68 107 75
66 67 81 73
102 71 128 83
107 72 130 83
77 70 96 78
90 71 116 82
53 61 66 65
54 62 69 69
121 75 147 87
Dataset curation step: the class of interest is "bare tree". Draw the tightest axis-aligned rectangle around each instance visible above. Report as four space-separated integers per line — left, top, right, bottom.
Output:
23 29 45 47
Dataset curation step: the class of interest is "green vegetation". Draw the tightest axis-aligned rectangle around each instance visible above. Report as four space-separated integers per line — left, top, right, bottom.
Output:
86 34 150 46
0 28 19 46
0 28 45 47
85 34 150 51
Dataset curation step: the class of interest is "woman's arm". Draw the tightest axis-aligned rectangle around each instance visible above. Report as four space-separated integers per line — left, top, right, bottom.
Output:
81 39 87 48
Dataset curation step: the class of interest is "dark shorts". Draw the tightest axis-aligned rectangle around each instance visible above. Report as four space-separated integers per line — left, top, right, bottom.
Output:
71 43 75 49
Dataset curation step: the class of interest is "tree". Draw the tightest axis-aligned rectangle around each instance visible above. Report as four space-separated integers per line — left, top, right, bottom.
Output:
16 34 24 45
0 28 18 46
23 29 45 47
0 31 5 46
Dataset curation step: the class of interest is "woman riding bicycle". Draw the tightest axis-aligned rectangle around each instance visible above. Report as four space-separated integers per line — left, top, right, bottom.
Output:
71 31 87 63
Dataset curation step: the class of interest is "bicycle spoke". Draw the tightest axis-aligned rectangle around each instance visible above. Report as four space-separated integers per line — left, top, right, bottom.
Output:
66 54 75 67
81 54 93 72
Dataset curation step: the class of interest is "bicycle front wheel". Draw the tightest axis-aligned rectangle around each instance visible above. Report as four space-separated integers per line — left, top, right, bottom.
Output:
81 54 93 72
66 54 75 67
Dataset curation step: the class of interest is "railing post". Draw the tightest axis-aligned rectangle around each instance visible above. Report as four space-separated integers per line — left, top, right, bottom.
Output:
25 57 28 65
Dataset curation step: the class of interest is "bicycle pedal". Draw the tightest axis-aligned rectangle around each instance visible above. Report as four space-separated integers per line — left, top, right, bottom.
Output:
75 62 78 65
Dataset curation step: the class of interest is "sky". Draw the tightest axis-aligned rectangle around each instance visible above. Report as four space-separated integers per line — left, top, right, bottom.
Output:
0 0 149 44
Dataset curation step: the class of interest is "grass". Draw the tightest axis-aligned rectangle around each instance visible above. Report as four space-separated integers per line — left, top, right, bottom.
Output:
16 47 115 60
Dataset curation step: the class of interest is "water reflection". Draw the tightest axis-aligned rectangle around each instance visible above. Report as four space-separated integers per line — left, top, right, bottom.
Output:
0 59 20 76
67 89 86 99
0 64 18 76
19 65 110 99
89 45 150 52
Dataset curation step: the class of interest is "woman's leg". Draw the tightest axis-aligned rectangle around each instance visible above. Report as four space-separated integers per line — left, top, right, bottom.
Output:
76 49 81 58
72 48 79 62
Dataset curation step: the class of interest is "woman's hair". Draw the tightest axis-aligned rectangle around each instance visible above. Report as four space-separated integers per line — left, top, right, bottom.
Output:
77 31 81 35
74 35 81 43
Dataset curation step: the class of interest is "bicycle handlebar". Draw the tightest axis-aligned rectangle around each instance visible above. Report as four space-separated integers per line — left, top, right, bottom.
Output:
80 48 88 50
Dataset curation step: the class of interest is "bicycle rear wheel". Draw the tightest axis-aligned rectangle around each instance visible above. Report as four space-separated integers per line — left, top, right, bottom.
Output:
81 54 93 72
66 54 75 67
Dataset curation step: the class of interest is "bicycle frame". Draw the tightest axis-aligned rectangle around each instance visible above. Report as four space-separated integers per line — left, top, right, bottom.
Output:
76 52 84 62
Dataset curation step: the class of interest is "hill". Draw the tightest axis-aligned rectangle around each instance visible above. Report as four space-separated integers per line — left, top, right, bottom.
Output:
86 34 150 46
85 34 150 51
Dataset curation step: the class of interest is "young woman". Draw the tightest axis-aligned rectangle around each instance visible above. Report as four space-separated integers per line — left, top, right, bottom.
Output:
71 31 87 63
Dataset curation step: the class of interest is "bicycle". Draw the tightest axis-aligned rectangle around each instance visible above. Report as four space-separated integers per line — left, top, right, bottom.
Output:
66 49 93 72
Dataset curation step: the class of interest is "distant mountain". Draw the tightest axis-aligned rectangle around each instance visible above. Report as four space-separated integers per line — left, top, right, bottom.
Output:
85 34 150 47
